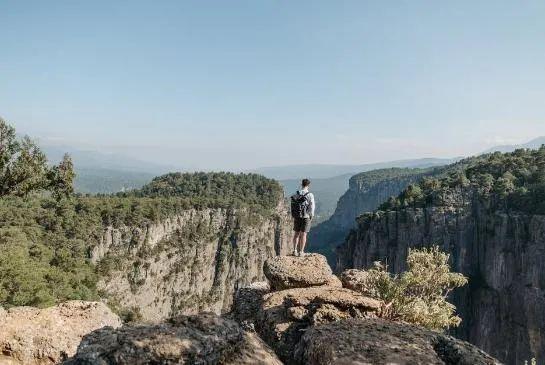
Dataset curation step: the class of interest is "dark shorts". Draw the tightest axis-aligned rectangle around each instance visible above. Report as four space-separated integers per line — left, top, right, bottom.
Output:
293 217 311 233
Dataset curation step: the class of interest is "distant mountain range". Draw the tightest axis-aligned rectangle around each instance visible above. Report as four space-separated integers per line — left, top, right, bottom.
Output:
39 136 545 195
43 145 175 174
42 145 175 194
482 136 545 154
251 157 460 180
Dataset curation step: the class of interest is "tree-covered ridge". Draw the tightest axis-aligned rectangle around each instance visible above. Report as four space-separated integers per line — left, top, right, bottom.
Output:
349 167 442 190
377 147 545 215
133 171 284 212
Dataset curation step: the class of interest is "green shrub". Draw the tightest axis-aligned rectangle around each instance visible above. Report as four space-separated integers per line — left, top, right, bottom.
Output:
357 246 467 331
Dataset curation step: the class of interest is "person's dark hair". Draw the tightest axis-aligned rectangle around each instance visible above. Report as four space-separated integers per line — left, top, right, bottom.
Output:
302 178 311 187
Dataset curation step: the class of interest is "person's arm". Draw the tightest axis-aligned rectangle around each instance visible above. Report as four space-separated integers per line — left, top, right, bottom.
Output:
309 193 316 218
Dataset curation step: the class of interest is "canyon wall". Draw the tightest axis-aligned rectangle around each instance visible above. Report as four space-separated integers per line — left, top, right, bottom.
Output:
337 203 545 364
309 168 439 263
92 203 293 322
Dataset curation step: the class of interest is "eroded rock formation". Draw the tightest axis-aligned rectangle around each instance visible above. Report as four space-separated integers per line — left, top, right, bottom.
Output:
264 254 341 290
233 253 500 365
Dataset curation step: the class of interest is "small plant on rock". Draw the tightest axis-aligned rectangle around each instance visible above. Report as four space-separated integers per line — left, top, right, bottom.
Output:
357 246 468 331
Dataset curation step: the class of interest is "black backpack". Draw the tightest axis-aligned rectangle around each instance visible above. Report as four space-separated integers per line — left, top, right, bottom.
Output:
290 191 310 218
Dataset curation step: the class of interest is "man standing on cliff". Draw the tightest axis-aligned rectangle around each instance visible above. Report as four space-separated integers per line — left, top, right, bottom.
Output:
290 178 315 257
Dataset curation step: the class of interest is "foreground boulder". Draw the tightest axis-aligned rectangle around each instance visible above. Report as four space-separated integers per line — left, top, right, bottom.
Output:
65 312 281 365
264 254 341 290
257 286 381 362
0 301 121 365
294 318 501 365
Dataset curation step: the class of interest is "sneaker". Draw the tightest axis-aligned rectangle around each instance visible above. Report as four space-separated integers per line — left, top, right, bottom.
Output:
292 249 299 256
299 251 307 257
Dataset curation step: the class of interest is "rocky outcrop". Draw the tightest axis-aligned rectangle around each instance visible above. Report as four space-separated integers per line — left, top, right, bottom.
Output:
230 253 500 365
264 254 341 290
0 301 121 365
257 286 381 361
294 318 500 365
65 312 282 365
309 167 441 263
337 205 545 364
95 203 293 322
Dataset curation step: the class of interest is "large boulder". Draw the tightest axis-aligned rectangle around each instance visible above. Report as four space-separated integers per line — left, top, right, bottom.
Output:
294 318 502 365
264 254 341 290
0 301 121 365
257 286 381 363
65 312 281 365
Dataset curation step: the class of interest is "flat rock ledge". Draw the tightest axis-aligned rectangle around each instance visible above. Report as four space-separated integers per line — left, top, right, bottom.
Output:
0 301 121 365
264 253 342 290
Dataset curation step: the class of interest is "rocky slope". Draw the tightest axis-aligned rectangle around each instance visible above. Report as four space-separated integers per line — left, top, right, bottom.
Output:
309 167 442 263
94 203 293 322
0 301 121 364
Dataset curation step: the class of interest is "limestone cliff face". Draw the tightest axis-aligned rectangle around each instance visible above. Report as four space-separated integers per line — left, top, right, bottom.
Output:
93 202 293 323
309 168 438 262
337 203 545 364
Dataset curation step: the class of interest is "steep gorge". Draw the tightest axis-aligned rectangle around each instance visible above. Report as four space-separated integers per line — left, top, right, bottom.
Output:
93 203 293 322
337 149 545 364
309 167 442 262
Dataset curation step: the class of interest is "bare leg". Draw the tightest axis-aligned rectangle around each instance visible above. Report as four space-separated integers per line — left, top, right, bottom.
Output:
292 231 300 255
298 232 307 255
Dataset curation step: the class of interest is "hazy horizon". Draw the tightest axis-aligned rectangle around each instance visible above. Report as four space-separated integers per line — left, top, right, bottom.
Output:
3 1 545 170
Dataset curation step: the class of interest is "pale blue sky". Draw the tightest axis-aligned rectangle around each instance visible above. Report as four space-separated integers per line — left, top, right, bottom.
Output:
2 0 545 169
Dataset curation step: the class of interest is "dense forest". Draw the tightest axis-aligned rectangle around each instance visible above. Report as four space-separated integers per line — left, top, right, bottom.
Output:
133 171 283 213
378 148 545 214
0 118 284 309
